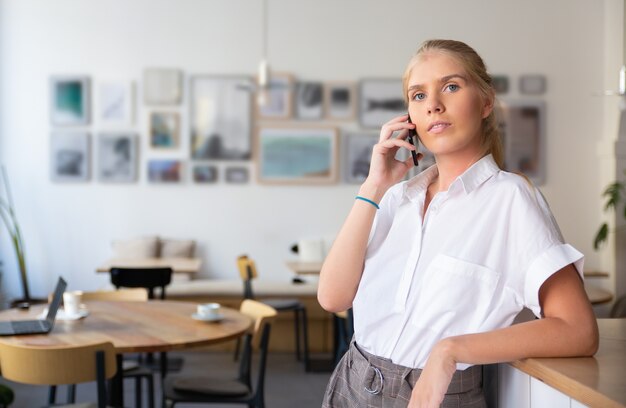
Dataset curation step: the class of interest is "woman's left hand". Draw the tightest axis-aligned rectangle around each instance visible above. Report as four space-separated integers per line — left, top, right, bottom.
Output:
408 341 457 408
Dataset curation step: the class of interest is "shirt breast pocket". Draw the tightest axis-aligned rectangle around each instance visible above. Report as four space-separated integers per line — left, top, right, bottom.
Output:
412 254 500 336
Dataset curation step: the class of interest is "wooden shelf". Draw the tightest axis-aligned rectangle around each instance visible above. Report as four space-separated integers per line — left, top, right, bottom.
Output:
584 270 610 278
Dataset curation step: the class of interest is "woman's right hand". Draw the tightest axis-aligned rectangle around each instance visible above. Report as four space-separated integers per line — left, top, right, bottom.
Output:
361 114 419 199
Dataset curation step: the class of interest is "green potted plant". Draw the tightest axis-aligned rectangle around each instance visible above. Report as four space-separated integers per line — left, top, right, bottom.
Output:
0 166 31 304
594 172 626 249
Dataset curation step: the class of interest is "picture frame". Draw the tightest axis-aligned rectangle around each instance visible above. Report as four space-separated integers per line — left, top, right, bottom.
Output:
256 73 293 119
193 165 218 183
50 132 90 182
295 81 323 120
150 111 180 148
148 159 183 183
143 68 182 105
190 75 253 160
325 81 356 120
50 76 90 126
97 133 138 182
225 166 249 184
491 75 509 94
497 99 546 185
256 126 338 184
519 74 547 95
98 81 134 126
343 131 379 184
359 79 405 128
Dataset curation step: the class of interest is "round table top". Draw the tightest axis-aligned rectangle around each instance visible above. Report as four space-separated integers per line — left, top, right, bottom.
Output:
0 300 252 353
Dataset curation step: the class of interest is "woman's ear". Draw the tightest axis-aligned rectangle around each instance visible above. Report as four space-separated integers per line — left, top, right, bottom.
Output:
481 91 495 119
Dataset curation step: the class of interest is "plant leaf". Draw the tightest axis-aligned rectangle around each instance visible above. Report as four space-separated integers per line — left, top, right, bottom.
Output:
594 223 609 250
603 182 625 211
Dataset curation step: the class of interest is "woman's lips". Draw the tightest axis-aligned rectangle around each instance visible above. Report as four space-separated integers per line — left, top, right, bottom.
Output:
428 122 451 134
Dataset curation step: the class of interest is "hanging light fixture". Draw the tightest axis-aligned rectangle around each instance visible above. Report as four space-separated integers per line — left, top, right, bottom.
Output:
256 0 270 106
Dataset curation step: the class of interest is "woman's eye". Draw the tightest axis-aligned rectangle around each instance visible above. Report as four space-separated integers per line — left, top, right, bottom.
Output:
446 84 459 92
413 92 426 101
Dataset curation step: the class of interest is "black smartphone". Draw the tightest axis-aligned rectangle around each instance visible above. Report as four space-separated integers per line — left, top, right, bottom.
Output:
407 114 419 166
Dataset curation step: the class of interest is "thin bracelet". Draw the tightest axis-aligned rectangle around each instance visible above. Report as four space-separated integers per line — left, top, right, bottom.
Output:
355 195 380 210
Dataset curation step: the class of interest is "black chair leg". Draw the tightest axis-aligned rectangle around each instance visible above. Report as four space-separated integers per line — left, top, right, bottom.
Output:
48 385 56 405
301 307 310 371
67 384 76 404
148 372 155 408
135 377 142 408
294 309 301 361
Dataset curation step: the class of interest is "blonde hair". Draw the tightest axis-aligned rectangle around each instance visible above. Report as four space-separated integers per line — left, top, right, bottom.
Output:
402 39 504 168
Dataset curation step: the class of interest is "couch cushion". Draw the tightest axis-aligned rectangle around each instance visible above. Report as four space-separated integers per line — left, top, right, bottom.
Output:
160 238 195 258
111 236 159 259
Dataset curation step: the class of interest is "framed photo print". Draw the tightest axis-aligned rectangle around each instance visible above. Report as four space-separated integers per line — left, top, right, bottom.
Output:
50 132 90 182
148 159 183 183
143 68 182 105
256 73 293 119
97 133 138 182
150 111 180 148
98 81 134 126
190 75 252 160
519 74 547 95
257 126 338 184
359 79 405 128
491 76 509 94
325 82 356 120
225 167 249 184
343 132 379 184
50 76 90 126
497 99 546 184
193 165 218 183
295 81 323 119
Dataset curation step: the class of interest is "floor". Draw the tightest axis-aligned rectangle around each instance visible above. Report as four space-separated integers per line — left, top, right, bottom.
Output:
0 351 332 408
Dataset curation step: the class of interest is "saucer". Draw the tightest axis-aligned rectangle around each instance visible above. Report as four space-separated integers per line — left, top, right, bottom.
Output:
39 308 89 321
58 308 89 320
191 313 224 322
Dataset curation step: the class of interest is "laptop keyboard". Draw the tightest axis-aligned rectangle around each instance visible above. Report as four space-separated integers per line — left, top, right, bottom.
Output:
11 320 45 334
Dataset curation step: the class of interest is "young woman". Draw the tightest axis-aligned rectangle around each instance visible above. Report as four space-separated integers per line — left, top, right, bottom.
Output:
318 39 598 408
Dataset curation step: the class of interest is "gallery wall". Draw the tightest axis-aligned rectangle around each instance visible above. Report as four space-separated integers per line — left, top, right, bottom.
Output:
0 0 612 300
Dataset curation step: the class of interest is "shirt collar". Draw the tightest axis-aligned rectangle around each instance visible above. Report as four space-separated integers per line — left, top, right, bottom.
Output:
403 154 500 201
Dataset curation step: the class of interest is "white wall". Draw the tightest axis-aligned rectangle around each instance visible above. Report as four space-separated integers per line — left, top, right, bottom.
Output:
0 0 611 299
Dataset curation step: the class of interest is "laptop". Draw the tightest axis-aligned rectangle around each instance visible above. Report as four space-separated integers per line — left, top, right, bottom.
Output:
0 277 67 336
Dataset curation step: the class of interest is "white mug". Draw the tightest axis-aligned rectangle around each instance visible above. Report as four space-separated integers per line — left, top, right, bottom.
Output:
197 303 220 318
63 291 83 316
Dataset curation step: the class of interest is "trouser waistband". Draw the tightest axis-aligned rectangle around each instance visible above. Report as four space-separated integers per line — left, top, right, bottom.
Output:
350 340 483 396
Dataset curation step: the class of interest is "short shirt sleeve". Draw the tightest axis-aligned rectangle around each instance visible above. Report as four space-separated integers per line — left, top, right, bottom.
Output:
366 182 405 254
518 187 584 317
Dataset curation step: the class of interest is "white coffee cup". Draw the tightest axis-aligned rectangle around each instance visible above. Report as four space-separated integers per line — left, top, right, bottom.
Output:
197 303 220 318
63 290 83 316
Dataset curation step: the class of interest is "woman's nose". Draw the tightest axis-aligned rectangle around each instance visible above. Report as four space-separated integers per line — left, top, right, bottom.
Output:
427 97 444 114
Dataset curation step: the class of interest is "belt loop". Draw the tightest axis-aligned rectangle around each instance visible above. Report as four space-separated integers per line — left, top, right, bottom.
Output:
364 365 384 395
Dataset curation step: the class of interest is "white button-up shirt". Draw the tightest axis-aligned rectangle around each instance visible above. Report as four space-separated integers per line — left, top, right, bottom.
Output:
352 154 584 370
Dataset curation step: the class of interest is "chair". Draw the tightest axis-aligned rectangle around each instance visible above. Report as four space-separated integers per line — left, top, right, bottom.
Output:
333 308 354 366
110 267 173 300
0 341 117 408
610 294 626 318
236 255 310 370
162 299 277 408
109 267 183 379
49 288 155 408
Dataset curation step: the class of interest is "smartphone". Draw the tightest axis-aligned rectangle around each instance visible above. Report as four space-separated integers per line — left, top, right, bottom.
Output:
407 114 419 166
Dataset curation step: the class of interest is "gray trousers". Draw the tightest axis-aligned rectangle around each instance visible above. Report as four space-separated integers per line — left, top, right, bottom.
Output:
322 340 486 408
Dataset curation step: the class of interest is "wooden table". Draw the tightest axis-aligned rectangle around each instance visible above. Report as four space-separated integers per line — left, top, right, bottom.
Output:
285 261 323 276
0 300 251 407
96 257 202 276
509 319 626 407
